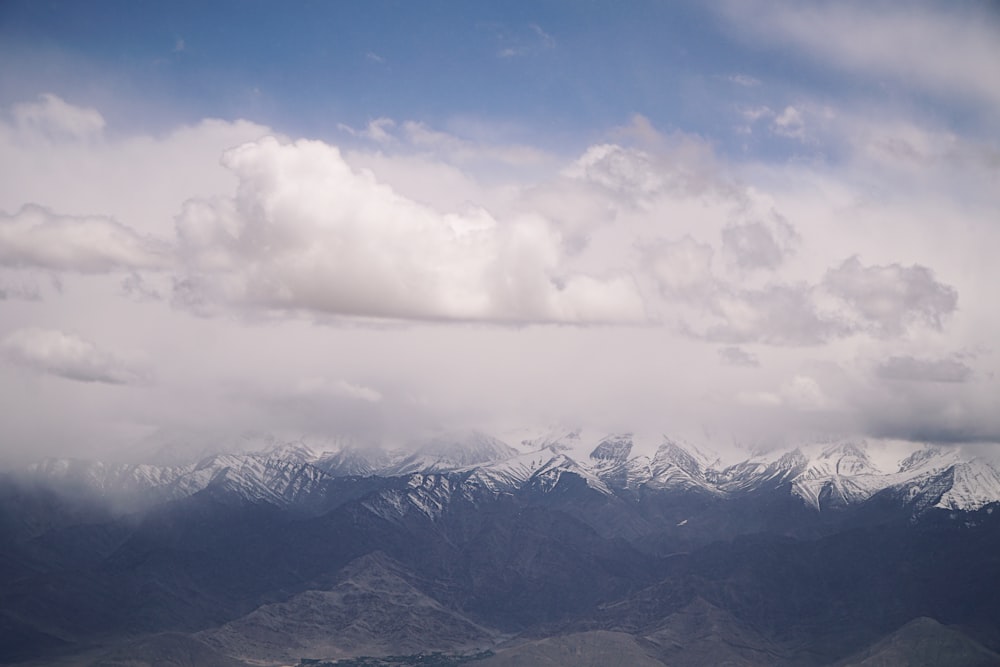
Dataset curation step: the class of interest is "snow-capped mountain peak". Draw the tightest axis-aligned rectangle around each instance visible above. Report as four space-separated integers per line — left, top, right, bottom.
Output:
932 459 1000 511
385 430 519 476
260 440 321 465
589 434 633 465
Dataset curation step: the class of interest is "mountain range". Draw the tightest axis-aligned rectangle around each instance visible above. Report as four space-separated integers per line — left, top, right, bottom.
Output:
2 429 999 666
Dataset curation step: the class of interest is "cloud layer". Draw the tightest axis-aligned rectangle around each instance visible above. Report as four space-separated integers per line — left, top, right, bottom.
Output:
0 55 997 462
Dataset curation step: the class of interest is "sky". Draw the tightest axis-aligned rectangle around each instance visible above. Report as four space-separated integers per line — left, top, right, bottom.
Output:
0 1 998 464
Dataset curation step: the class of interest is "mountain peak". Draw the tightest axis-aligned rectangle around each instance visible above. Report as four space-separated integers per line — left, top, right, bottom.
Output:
898 445 951 473
652 439 703 475
261 440 319 464
590 434 633 464
386 430 518 475
935 459 1000 511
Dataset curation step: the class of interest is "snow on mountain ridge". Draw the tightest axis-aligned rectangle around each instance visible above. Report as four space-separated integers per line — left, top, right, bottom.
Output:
530 452 613 495
27 449 336 509
25 432 1000 515
381 430 520 476
789 442 887 510
934 459 1000 511
645 439 720 494
459 449 557 494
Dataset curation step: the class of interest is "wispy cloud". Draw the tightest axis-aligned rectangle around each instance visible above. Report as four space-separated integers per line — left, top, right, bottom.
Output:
496 22 556 58
338 117 397 143
3 328 148 385
0 205 171 273
13 93 105 141
721 1 1000 112
725 73 760 87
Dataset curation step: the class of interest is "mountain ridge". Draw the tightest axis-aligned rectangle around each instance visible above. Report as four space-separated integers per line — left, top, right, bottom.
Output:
24 431 1000 518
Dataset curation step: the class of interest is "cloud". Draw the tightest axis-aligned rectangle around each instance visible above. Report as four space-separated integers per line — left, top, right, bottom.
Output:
780 374 830 410
0 205 171 273
530 24 556 49
175 137 644 324
0 92 992 459
726 74 761 87
737 373 833 413
495 22 556 58
821 257 958 337
0 274 42 301
564 138 731 202
338 117 396 144
3 328 147 385
333 380 382 403
234 374 398 441
401 121 549 166
703 283 840 345
641 236 715 298
738 102 998 182
846 116 1000 176
875 355 972 383
737 390 783 408
0 103 275 248
772 106 805 140
721 2 1000 113
567 144 665 200
645 245 956 345
721 216 798 271
718 346 759 367
12 94 105 141
291 376 383 403
120 271 162 301
852 371 999 445
739 106 774 123
706 256 959 343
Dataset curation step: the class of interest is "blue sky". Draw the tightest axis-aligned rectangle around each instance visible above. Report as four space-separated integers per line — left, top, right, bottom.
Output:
5 1 989 152
0 1 999 462
2 2 731 142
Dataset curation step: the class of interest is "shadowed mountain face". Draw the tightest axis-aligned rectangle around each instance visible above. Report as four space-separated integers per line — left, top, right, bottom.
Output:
3 436 1000 666
833 617 1000 667
199 552 496 663
639 597 788 666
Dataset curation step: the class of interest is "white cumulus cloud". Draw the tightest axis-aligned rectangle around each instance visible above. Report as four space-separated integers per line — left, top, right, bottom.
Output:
174 137 645 324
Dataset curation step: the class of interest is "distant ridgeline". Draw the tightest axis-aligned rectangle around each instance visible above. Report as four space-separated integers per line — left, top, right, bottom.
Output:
3 431 1000 666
